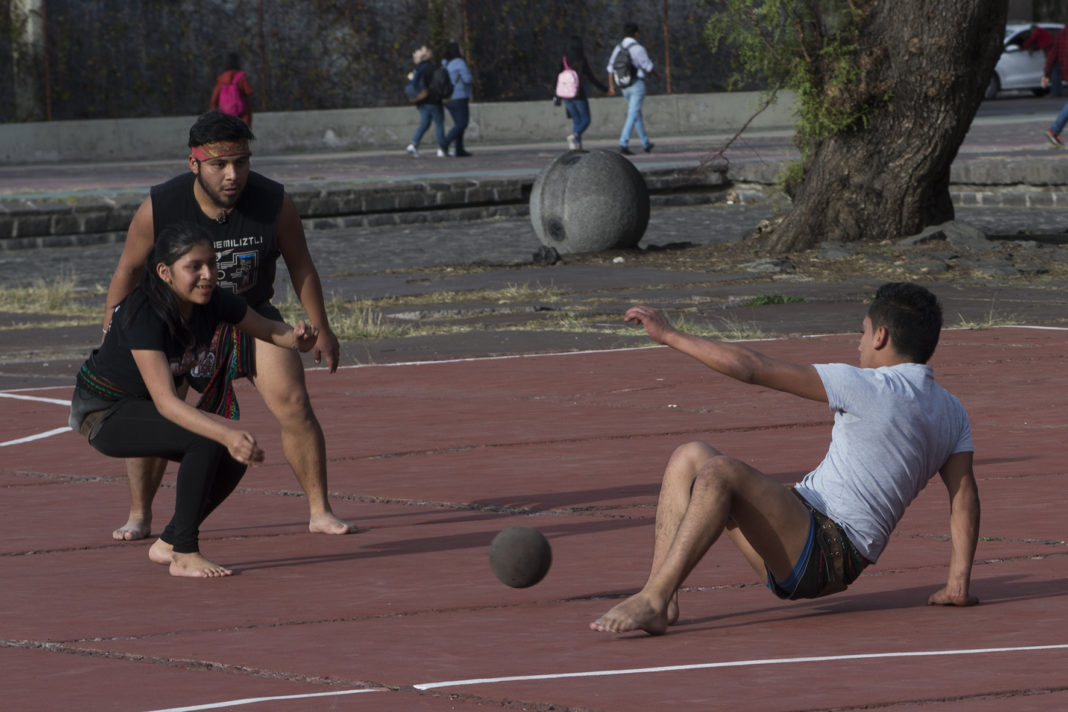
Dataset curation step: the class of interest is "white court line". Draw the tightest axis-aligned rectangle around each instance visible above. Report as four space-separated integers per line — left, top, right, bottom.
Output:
0 426 71 448
0 392 71 447
0 392 70 405
136 643 1068 711
413 643 1068 690
143 688 381 712
311 323 1068 372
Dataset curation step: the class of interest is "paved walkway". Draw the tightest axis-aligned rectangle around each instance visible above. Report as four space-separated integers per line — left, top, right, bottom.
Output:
1 97 1067 389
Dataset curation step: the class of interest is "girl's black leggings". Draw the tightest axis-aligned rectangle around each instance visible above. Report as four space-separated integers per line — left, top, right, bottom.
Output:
90 399 247 554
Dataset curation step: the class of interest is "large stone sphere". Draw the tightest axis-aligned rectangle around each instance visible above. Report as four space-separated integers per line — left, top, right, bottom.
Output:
529 150 650 254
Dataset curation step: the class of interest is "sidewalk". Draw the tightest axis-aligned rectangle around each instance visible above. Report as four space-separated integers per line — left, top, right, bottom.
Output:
1 97 1067 390
2 97 1068 249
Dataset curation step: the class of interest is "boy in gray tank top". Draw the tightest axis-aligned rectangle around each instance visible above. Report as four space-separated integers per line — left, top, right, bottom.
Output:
591 282 979 636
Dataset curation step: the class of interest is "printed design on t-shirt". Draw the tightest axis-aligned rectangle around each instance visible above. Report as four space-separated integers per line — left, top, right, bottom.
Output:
214 235 265 295
173 345 212 377
217 249 259 294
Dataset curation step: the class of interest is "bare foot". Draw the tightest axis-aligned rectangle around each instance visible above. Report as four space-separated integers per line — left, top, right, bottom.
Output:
148 538 174 565
667 591 680 626
589 591 670 636
112 517 151 541
169 551 233 578
309 512 357 535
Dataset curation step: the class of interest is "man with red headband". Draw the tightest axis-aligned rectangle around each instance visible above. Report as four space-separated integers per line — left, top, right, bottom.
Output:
103 111 354 542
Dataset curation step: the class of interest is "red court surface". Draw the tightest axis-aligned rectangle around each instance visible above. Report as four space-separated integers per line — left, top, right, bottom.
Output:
2 327 1067 711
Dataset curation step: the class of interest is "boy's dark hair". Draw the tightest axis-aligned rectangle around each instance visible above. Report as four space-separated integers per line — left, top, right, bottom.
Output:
867 282 942 364
224 52 242 71
443 41 461 61
623 22 639 37
188 111 255 148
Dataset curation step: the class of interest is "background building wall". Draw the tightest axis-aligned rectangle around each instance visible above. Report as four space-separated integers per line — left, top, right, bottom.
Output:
1 0 735 123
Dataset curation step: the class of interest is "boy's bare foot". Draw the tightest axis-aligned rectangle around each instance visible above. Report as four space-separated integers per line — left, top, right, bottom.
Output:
148 538 174 565
169 552 233 578
112 516 151 541
590 591 671 636
309 512 357 535
667 592 680 626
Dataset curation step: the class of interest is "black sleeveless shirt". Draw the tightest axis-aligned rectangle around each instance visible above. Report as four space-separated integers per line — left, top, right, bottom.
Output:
150 171 285 307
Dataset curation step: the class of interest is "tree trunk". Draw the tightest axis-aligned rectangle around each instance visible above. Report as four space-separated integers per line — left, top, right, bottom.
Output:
765 0 1008 253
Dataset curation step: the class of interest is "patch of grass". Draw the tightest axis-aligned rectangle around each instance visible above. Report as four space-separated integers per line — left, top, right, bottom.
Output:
674 314 768 341
0 273 100 316
953 297 1020 330
0 317 98 331
277 292 412 341
745 294 805 306
954 310 1019 330
380 281 565 307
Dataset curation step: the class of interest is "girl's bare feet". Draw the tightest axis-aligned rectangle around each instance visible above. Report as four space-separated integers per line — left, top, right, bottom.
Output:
148 538 174 565
169 551 232 578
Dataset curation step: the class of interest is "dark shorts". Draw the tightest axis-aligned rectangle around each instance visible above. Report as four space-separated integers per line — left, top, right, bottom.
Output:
766 489 869 600
252 300 283 323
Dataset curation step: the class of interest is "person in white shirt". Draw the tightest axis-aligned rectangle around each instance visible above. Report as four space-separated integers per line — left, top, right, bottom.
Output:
591 282 980 636
606 22 660 154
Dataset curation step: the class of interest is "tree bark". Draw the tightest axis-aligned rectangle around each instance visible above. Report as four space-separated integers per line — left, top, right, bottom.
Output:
764 0 1008 253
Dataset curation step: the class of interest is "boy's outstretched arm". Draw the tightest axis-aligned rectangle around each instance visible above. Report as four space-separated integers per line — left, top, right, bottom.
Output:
928 451 980 607
624 305 827 402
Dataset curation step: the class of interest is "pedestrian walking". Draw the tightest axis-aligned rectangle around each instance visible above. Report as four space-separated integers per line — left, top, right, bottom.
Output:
442 42 474 157
555 35 607 151
405 45 448 158
606 22 659 155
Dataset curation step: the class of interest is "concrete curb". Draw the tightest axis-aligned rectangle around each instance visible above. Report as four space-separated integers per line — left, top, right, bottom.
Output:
5 158 1068 250
0 164 734 250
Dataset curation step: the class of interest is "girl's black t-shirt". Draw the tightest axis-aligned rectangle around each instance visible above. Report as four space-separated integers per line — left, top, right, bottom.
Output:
86 288 247 399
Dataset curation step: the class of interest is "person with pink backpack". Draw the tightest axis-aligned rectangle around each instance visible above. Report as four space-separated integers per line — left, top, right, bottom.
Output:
554 36 607 151
210 53 254 127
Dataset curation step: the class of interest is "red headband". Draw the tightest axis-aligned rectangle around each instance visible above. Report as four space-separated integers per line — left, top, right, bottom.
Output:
191 139 251 161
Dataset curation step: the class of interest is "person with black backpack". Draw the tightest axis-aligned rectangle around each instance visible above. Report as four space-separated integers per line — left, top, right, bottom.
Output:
606 22 659 155
405 45 448 159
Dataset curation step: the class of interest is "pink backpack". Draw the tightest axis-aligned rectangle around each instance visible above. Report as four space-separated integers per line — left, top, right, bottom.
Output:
218 71 246 117
555 57 580 99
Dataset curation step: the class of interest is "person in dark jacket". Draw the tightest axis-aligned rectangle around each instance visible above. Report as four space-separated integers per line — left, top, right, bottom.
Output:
406 45 448 158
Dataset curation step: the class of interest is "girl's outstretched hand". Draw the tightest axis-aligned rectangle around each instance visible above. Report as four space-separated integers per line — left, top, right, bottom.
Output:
292 320 320 353
227 431 264 465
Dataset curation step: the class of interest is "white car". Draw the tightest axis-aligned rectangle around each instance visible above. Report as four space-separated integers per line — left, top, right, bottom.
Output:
986 22 1064 99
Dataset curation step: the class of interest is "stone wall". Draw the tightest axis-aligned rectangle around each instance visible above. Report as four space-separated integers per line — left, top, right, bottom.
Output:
1 0 738 122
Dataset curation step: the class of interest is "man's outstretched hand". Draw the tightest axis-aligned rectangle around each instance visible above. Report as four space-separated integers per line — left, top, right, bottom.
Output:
624 305 677 345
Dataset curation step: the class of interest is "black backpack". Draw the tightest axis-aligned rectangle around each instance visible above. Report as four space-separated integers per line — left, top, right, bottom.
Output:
612 42 637 88
429 66 454 101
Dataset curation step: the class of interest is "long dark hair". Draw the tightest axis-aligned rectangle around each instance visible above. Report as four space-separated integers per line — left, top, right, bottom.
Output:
124 222 214 347
564 35 587 66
